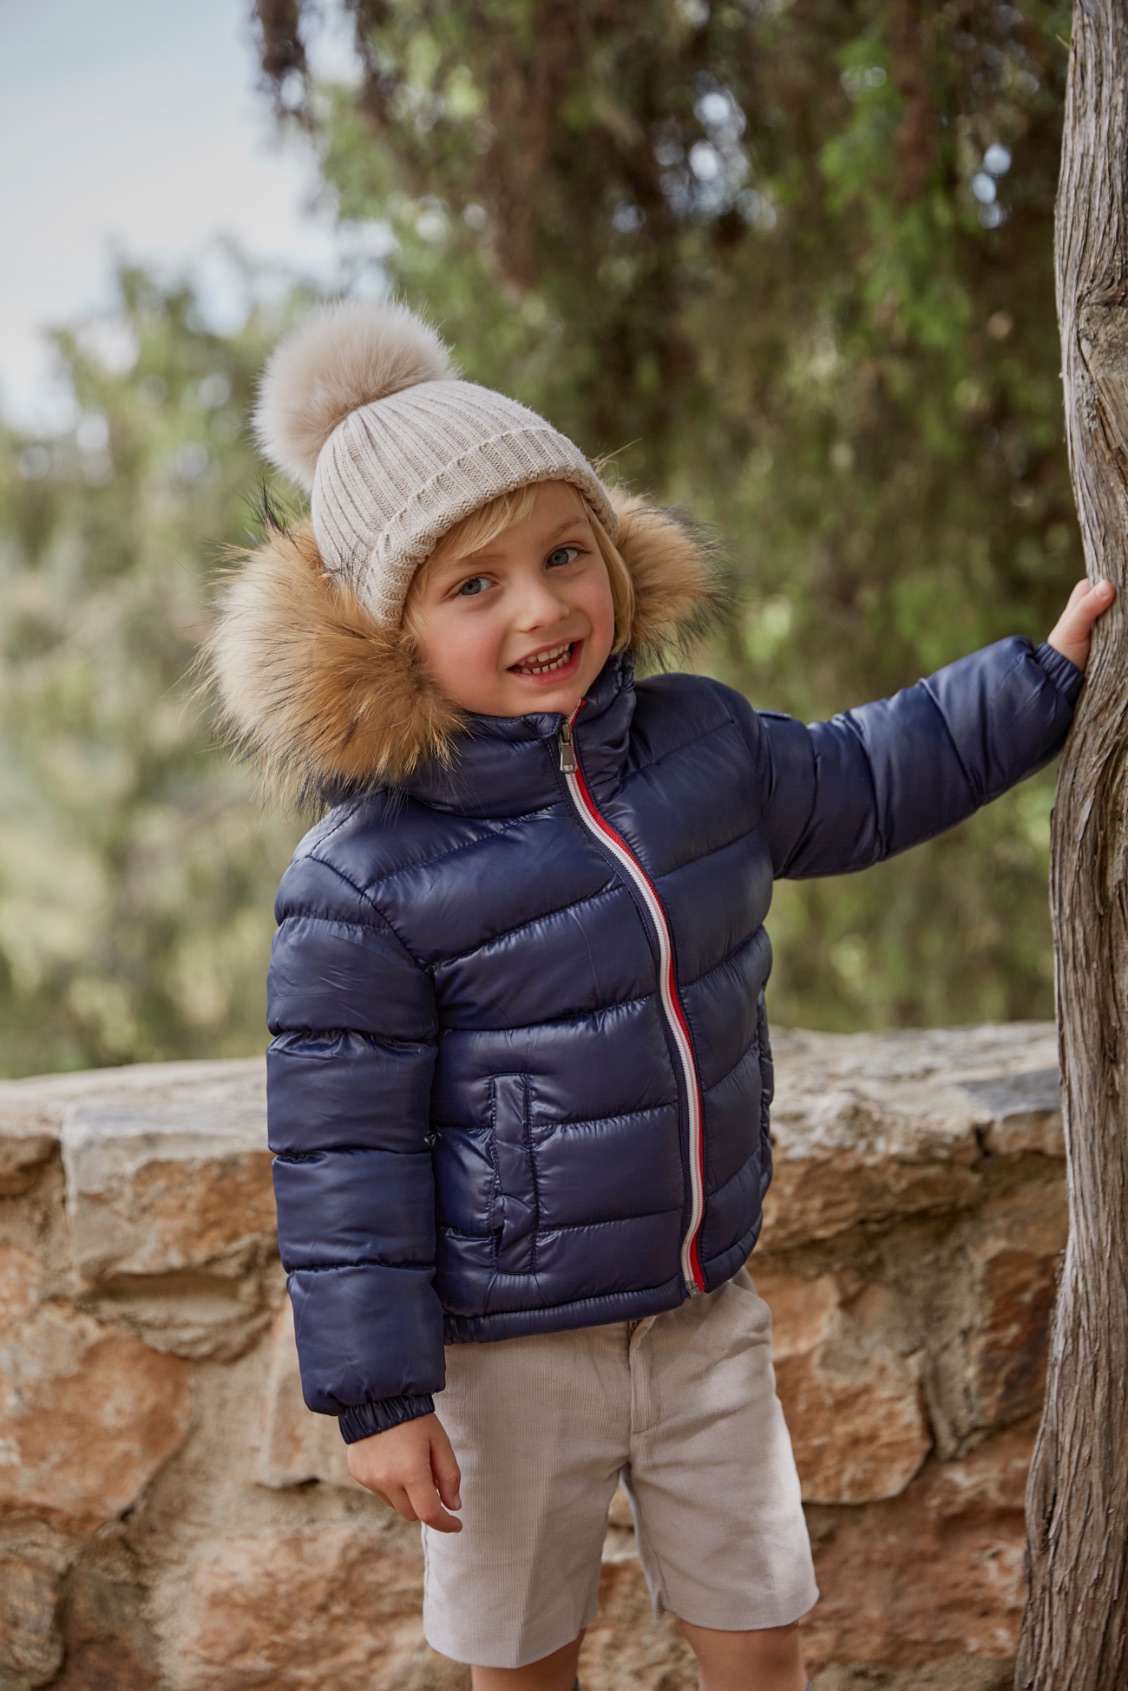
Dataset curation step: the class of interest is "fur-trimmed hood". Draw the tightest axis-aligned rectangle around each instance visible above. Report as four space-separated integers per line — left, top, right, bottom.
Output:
203 487 721 813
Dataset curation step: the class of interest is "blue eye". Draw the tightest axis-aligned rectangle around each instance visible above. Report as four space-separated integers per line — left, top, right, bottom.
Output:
546 546 580 569
456 575 490 597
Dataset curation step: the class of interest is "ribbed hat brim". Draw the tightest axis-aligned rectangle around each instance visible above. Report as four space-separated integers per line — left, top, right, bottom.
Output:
311 379 617 624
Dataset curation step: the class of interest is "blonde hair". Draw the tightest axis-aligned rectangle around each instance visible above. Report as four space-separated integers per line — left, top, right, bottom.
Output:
403 482 635 652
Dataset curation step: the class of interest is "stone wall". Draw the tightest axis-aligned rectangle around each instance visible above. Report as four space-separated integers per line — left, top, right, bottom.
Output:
0 1024 1067 1691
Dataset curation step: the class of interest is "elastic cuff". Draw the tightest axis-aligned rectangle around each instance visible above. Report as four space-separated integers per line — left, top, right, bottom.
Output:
338 1392 435 1444
1034 639 1084 705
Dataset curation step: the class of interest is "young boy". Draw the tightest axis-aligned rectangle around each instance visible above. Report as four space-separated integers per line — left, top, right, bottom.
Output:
210 298 1112 1691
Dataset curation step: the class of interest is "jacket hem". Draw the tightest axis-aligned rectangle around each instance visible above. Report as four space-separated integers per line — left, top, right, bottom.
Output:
442 1275 687 1342
700 1222 763 1292
439 1229 765 1344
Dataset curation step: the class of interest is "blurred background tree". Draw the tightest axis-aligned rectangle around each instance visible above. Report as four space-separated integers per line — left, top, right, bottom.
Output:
0 0 1077 1076
0 263 299 1075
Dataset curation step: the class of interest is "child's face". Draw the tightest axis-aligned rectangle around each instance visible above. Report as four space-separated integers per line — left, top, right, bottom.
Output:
408 481 617 718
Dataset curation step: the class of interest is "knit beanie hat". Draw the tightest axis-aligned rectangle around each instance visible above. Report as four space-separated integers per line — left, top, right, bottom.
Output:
254 298 619 626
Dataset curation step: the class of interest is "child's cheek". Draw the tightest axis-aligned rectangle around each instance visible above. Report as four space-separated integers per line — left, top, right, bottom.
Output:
439 614 509 714
586 576 617 675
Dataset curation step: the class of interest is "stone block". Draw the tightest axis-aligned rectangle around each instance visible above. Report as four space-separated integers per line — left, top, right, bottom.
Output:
0 1547 66 1689
965 1180 1067 1429
757 1270 931 1504
761 1025 1062 1249
771 1022 1058 1088
49 1063 280 1359
167 1521 433 1691
60 1070 272 1284
802 1427 1034 1672
255 1302 353 1490
761 1082 981 1249
76 1253 284 1364
0 1056 264 1120
967 1249 1058 1426
0 1107 56 1197
0 1245 193 1534
957 1067 1064 1157
46 1542 161 1691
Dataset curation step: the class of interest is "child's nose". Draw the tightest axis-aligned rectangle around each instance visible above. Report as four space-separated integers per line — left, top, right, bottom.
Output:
512 570 571 628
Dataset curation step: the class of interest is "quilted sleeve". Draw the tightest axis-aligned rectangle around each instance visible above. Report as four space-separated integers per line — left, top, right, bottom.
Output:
751 637 1083 880
266 850 444 1444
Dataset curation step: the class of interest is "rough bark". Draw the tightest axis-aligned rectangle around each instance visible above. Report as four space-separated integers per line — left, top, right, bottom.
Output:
1017 4 1128 1688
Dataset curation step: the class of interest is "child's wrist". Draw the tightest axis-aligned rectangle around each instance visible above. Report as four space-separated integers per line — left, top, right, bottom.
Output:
1033 640 1085 708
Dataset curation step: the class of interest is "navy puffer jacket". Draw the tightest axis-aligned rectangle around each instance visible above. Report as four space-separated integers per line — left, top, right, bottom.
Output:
212 512 1082 1444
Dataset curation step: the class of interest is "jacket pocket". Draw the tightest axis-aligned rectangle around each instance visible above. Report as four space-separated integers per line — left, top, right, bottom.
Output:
490 1074 538 1273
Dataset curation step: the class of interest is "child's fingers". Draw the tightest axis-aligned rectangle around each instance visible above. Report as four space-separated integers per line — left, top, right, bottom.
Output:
1045 578 1115 671
349 1457 452 1528
1065 580 1115 639
381 1482 414 1519
1063 578 1113 622
431 1432 463 1513
1081 577 1116 621
343 1413 461 1527
436 1454 466 1521
405 1471 463 1531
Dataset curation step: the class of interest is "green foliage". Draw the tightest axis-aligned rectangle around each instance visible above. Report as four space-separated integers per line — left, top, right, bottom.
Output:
0 265 297 1076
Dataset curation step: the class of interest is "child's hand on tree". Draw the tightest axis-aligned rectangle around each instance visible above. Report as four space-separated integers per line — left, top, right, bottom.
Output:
1047 578 1116 671
345 1412 463 1532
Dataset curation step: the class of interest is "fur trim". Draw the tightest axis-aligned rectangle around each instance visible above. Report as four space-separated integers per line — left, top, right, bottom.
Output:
203 488 721 813
608 490 718 659
203 520 463 813
255 300 452 489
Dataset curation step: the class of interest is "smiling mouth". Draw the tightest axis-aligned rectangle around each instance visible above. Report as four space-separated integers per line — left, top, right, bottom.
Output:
510 641 577 676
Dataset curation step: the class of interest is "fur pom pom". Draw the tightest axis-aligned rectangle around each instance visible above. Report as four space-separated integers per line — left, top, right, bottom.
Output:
254 299 453 488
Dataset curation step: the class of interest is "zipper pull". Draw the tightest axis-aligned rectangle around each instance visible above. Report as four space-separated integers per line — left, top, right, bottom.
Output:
559 719 578 774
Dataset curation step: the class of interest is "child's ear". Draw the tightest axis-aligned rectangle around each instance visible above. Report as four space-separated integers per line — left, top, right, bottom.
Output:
608 490 722 658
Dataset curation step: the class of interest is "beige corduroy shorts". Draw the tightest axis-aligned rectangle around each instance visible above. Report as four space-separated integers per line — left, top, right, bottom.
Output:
421 1268 819 1669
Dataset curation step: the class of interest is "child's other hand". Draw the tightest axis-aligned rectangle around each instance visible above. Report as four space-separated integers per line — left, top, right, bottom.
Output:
345 1411 463 1532
1046 577 1116 672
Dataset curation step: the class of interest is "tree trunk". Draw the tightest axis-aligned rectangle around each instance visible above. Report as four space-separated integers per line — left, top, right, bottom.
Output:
1017 4 1128 1688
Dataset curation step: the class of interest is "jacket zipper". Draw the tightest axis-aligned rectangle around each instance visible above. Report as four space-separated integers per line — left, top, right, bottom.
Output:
558 706 706 1296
